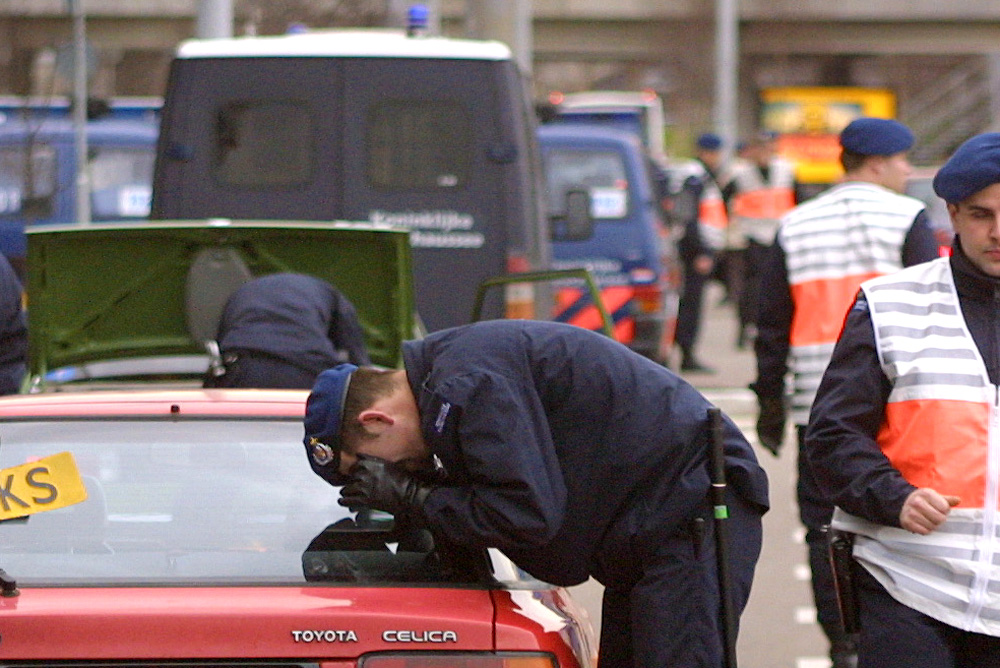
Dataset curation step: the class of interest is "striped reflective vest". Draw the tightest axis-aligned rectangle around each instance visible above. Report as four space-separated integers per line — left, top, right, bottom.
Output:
672 159 728 251
779 182 924 424
729 157 796 245
833 257 1000 636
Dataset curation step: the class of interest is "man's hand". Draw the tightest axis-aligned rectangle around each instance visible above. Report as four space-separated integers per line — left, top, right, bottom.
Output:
756 396 786 457
900 488 961 535
338 454 436 520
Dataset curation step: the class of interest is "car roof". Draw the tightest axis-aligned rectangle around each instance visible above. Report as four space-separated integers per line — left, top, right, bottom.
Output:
0 388 307 418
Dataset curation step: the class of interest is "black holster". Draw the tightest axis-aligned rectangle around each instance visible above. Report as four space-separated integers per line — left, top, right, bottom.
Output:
825 525 860 634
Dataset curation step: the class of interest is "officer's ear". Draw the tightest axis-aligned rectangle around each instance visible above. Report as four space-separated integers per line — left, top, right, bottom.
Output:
358 409 395 436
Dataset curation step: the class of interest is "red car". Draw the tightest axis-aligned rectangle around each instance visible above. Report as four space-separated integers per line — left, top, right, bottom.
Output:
0 388 597 667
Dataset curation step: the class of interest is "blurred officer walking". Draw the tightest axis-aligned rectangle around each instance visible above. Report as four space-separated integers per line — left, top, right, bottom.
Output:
726 131 799 348
673 132 730 372
807 132 1000 667
204 272 370 389
751 117 939 667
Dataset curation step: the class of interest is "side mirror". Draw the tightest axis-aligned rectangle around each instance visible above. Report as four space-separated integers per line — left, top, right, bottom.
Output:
551 189 594 242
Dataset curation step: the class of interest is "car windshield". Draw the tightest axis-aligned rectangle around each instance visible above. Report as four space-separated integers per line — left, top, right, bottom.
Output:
0 418 489 587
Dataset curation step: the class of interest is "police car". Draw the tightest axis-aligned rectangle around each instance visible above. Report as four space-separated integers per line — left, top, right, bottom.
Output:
0 221 597 667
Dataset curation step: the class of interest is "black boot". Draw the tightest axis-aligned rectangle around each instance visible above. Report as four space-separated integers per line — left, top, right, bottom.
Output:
680 350 714 373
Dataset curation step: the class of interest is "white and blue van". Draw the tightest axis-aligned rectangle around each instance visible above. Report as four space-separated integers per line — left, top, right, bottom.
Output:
538 122 681 365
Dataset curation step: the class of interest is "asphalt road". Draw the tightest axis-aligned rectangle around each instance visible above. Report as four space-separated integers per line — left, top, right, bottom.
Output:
567 282 834 668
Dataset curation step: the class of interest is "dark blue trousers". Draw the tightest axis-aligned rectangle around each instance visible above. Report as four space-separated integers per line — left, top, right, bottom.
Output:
854 563 1000 668
594 489 763 667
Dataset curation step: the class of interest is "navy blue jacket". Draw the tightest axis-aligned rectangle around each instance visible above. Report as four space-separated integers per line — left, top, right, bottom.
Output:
806 240 1000 527
0 253 26 395
216 273 370 373
403 320 769 586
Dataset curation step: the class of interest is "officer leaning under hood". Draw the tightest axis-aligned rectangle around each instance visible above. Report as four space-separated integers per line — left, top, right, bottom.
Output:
303 319 770 668
205 272 370 389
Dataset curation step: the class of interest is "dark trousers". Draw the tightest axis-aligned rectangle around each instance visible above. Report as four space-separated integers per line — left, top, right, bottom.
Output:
797 426 849 649
854 564 1000 668
595 489 763 667
204 351 319 390
741 240 770 330
676 260 710 357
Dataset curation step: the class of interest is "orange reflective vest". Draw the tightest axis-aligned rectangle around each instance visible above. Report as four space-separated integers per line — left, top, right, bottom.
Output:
833 258 1000 636
779 182 925 424
729 157 796 245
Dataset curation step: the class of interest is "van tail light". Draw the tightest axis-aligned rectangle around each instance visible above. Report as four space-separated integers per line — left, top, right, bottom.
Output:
632 283 662 315
359 653 557 668
505 254 536 320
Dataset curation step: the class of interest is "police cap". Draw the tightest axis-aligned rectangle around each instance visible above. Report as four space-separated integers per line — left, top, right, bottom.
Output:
696 132 723 151
932 132 1000 204
303 363 358 486
839 117 914 156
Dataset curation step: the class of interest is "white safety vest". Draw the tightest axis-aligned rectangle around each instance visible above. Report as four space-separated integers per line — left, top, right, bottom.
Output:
729 156 796 245
779 181 924 424
833 257 1000 636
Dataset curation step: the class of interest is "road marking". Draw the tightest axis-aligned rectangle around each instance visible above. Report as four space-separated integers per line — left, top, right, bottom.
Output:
794 605 817 624
794 563 811 581
796 658 831 668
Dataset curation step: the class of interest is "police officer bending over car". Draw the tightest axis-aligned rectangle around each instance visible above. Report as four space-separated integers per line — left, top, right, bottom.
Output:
204 272 370 389
303 319 770 667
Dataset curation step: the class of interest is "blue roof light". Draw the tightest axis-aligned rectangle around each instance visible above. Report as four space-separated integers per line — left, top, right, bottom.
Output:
407 4 429 36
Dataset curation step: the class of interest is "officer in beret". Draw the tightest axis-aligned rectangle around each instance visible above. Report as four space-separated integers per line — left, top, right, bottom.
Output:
303 319 769 667
805 132 1000 667
672 131 732 372
751 116 939 667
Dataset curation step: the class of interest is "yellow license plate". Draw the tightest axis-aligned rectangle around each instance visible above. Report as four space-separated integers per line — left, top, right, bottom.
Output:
0 452 88 520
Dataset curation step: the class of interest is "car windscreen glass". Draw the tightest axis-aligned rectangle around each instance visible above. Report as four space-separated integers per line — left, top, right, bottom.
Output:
0 144 56 220
214 101 313 187
0 418 486 587
89 147 155 219
544 149 628 220
366 100 472 190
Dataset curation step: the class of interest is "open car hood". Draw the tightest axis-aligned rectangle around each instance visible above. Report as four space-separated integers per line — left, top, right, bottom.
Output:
25 220 415 386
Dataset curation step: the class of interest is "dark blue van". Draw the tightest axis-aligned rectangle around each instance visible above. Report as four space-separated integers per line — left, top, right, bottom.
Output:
0 98 159 278
538 122 681 365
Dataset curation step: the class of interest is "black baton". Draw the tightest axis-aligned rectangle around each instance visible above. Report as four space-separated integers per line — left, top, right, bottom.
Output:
708 406 738 668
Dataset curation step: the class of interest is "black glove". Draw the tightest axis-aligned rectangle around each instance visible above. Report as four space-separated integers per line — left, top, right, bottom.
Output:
338 454 436 521
756 396 787 457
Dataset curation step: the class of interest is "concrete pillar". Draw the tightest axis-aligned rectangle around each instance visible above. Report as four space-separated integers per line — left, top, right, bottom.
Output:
713 0 738 153
466 0 533 75
196 0 233 39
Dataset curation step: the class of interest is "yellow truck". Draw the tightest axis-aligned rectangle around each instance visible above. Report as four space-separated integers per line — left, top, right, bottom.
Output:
760 86 897 197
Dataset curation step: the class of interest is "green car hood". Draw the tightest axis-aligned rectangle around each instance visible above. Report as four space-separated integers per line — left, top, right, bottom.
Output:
26 220 415 385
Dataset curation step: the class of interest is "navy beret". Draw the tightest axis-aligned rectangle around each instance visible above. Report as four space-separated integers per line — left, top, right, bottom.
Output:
303 363 358 486
839 118 914 156
933 133 1000 204
696 132 723 151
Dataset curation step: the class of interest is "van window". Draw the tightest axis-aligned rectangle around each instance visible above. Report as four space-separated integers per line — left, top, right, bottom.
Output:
367 100 472 190
0 144 56 219
214 101 312 187
545 149 628 220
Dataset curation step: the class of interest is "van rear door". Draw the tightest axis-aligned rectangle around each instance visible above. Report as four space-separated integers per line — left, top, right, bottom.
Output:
152 58 344 220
